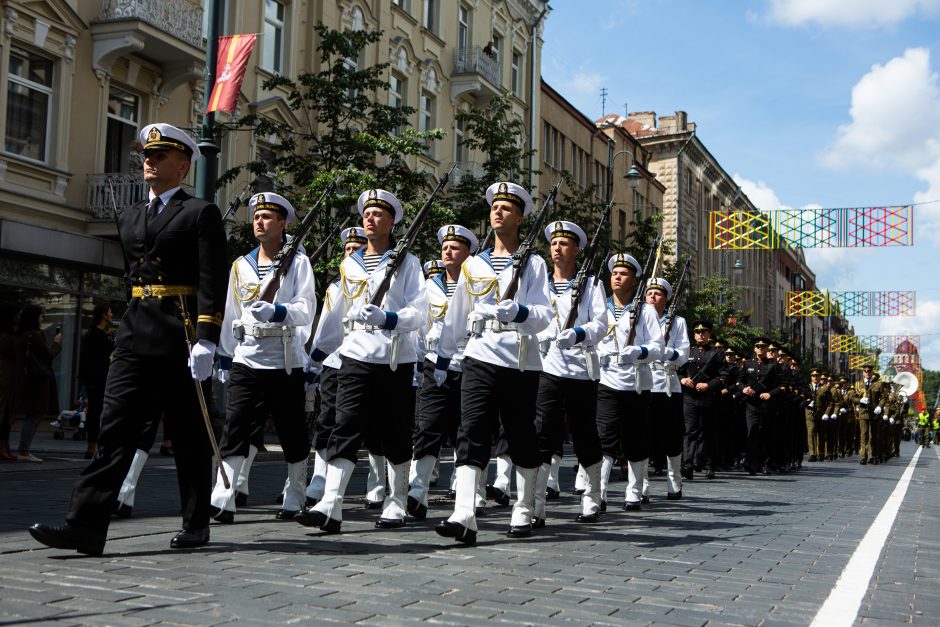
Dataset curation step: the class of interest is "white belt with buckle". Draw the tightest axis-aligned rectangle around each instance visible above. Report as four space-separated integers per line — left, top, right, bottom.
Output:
232 321 297 374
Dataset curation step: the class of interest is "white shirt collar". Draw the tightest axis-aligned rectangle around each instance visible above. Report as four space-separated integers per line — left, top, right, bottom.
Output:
148 186 182 211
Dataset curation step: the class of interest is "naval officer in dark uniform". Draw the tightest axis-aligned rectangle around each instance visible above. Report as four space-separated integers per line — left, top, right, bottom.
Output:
29 123 229 555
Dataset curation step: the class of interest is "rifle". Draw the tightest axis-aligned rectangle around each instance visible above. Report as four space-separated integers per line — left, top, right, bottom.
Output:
258 176 341 304
562 198 613 330
370 163 458 307
478 226 495 253
500 180 562 301
308 214 353 266
663 255 691 342
625 236 661 346
221 184 253 222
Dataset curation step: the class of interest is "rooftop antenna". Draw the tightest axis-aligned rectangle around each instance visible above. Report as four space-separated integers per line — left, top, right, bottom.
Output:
600 87 608 116
624 102 629 117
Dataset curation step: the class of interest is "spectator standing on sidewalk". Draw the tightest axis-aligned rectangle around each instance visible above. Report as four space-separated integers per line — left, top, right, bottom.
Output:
15 304 62 463
79 304 114 460
0 303 21 460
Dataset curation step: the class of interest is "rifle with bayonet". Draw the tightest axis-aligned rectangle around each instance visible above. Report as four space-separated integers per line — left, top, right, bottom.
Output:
562 198 613 330
221 184 253 222
500 180 562 301
663 255 691 342
309 214 353 266
625 236 661 346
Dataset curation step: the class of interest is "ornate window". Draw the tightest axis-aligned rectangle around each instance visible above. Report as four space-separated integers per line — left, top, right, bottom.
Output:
5 47 54 162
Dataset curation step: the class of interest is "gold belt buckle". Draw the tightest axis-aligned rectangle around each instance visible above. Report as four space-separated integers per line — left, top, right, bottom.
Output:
142 285 153 298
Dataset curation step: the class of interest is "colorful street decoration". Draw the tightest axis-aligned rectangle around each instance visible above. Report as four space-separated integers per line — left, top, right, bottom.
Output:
787 291 915 317
710 206 914 250
829 335 920 353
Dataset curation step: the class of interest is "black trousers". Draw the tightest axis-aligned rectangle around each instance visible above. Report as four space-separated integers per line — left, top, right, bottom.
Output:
312 364 339 451
84 380 106 444
535 373 602 467
66 349 211 534
413 359 461 459
456 357 540 470
745 404 772 469
327 357 414 465
596 385 651 462
219 364 310 464
683 396 716 470
650 391 684 459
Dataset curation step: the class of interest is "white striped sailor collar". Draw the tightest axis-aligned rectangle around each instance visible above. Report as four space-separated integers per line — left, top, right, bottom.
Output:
243 246 263 279
549 276 576 295
430 271 451 295
607 296 634 313
477 247 520 273
349 245 392 273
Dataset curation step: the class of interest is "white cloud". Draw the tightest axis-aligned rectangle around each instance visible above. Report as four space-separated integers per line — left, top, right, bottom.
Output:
879 299 940 370
733 174 785 211
566 69 604 95
766 0 940 28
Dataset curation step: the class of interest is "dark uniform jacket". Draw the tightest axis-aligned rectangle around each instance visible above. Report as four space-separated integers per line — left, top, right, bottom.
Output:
679 343 726 406
116 189 228 358
736 357 783 412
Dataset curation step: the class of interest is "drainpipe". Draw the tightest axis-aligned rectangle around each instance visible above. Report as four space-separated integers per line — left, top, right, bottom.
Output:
527 4 549 190
674 131 694 272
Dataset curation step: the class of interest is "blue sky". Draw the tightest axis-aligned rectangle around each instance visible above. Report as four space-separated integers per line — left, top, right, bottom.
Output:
541 0 940 371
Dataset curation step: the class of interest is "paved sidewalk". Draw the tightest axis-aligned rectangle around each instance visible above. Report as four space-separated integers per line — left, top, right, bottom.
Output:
0 442 936 625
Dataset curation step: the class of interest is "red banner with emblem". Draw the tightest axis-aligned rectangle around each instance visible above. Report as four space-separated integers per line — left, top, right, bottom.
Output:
207 34 256 113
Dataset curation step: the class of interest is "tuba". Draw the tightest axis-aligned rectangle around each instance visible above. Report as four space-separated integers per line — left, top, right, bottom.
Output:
892 372 919 398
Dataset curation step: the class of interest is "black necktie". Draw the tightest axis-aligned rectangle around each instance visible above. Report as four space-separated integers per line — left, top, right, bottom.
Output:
147 196 161 222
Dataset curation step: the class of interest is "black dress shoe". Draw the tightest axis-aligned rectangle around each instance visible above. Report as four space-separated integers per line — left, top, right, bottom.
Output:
666 490 682 500
435 520 476 545
296 508 341 533
860 458 868 465
275 509 299 521
575 512 599 523
507 523 532 538
485 485 511 507
641 495 650 504
445 489 456 499
531 517 546 529
623 501 641 511
28 523 106 556
573 488 585 496
407 496 427 520
208 505 221 518
808 455 817 462
112 503 133 519
365 500 384 510
375 517 406 529
305 497 318 508
706 469 716 479
235 493 248 507
213 510 234 524
600 500 607 513
546 487 560 500
170 528 209 549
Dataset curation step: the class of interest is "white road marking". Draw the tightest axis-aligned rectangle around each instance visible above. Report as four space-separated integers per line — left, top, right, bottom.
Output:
810 446 924 627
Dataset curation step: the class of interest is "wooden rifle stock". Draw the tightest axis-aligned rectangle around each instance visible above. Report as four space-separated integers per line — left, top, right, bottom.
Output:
663 255 691 342
562 198 613 330
625 236 661 346
500 181 561 301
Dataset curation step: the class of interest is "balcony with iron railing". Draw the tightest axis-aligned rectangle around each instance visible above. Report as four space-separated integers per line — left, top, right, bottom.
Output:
451 46 503 100
97 0 204 48
451 162 484 186
86 173 148 219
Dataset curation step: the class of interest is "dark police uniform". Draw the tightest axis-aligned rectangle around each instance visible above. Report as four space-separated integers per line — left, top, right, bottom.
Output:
736 343 784 474
678 325 726 480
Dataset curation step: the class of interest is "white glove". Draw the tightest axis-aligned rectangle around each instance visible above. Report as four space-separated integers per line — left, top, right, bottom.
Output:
556 328 578 349
189 340 216 381
217 368 229 384
821 414 829 421
432 368 448 387
860 396 869 405
874 405 883 415
830 413 837 420
248 300 276 322
808 401 814 409
495 300 519 323
620 345 643 363
359 303 386 327
840 407 847 414
889 417 896 425
305 359 323 377
472 302 497 319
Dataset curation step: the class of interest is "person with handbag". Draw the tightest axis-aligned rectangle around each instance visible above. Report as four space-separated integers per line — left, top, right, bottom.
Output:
15 304 61 463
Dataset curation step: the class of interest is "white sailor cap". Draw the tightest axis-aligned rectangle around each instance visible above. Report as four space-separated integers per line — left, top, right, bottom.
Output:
341 226 368 245
139 123 201 164
424 259 446 276
357 188 403 224
544 220 587 248
607 252 642 275
646 277 673 301
249 192 296 225
485 181 534 216
437 224 478 251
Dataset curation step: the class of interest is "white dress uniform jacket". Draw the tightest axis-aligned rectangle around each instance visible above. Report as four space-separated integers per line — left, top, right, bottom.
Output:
436 249 553 371
536 276 608 381
313 247 426 365
597 299 665 391
649 314 690 395
218 244 317 371
420 273 465 372
313 281 344 370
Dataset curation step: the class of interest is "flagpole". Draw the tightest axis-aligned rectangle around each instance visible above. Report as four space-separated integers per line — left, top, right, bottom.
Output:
196 0 223 203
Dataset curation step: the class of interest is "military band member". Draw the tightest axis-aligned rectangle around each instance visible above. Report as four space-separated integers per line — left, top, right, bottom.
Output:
678 321 725 480
852 363 885 465
299 189 426 532
209 193 316 523
30 123 228 554
834 376 855 457
643 278 689 499
305 227 367 505
596 253 664 511
532 221 608 525
408 224 478 520
432 182 553 544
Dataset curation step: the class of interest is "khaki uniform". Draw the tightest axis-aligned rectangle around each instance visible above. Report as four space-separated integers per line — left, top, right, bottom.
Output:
805 381 831 460
851 376 886 464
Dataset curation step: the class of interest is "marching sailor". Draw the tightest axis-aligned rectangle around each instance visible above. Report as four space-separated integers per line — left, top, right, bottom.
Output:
432 182 553 544
298 189 426 532
595 253 664 511
408 224 478 520
305 227 367 506
210 192 316 523
532 220 607 525
644 278 690 499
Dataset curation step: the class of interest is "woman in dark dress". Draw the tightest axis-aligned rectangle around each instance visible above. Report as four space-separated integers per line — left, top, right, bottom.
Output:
15 305 61 463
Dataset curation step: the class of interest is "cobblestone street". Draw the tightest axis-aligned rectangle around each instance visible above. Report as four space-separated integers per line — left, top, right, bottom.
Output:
1 438 937 625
